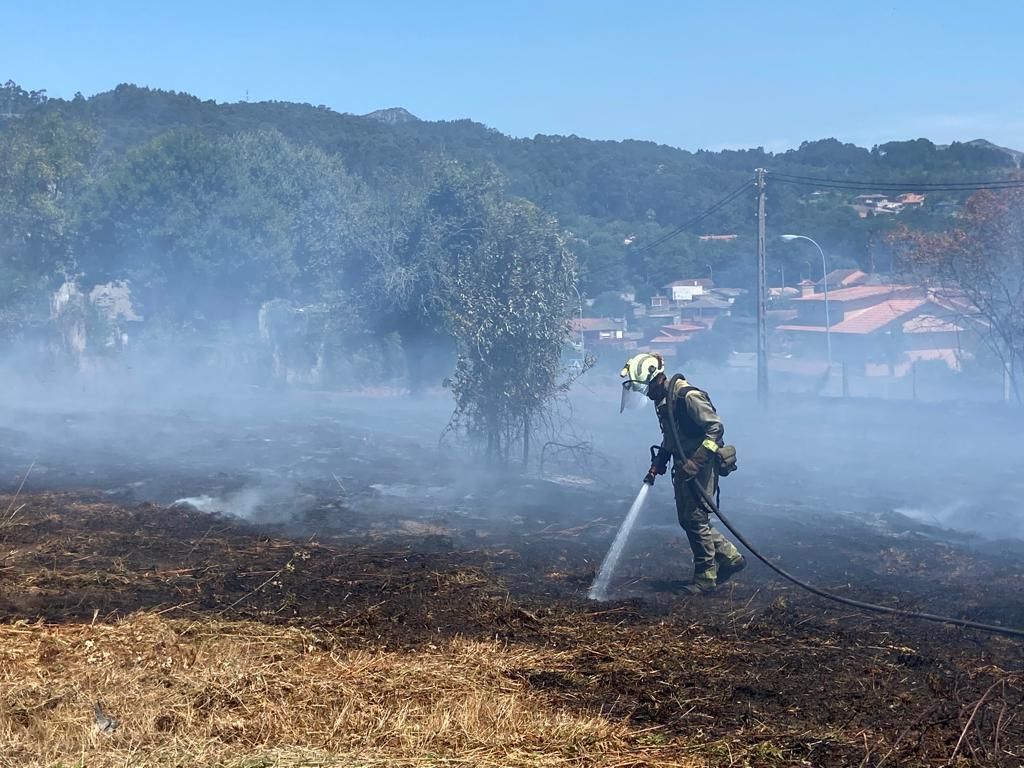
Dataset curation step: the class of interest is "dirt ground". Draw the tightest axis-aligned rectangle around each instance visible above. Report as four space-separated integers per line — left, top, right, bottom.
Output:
1 482 1022 767
0 390 1022 766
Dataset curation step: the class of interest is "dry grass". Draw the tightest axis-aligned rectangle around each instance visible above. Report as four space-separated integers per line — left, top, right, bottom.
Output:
0 614 698 768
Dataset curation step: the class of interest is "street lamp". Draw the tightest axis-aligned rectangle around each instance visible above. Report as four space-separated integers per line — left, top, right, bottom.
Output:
780 234 832 370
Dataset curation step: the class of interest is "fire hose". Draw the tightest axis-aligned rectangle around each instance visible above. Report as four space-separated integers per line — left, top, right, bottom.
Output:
663 374 1024 640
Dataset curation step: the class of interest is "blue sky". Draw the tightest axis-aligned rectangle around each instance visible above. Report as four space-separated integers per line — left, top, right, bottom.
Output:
4 1 1023 152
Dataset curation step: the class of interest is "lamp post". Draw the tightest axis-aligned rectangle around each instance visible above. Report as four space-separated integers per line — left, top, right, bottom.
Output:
781 234 832 370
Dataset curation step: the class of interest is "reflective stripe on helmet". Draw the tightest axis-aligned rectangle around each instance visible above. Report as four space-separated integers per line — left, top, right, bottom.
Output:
621 352 663 385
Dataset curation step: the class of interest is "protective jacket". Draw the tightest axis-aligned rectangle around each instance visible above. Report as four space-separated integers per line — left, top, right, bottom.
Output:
655 378 724 462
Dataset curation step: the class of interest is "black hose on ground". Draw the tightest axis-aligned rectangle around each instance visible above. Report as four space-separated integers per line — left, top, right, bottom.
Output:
690 478 1024 639
664 374 1024 640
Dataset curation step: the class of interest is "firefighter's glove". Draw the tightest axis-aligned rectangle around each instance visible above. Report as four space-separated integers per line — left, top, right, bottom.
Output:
679 442 714 482
717 444 738 477
645 446 670 485
643 463 666 486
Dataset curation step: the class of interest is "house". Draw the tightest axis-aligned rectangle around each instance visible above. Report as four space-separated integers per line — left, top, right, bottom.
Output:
570 317 626 345
876 200 904 214
648 321 712 357
664 279 711 303
852 194 902 215
712 287 746 300
634 308 680 339
854 194 889 207
851 194 896 218
849 193 926 218
896 193 926 208
814 269 869 293
677 294 734 321
797 279 816 298
775 283 972 376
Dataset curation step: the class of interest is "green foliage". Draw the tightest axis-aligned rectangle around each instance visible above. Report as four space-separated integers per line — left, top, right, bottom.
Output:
421 164 576 462
76 129 296 320
0 80 48 117
587 291 630 319
76 128 374 324
0 112 96 333
2 79 1022 439
16 83 1018 300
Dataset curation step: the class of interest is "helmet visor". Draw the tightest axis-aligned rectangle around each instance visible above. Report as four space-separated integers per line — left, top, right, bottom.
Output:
619 380 648 413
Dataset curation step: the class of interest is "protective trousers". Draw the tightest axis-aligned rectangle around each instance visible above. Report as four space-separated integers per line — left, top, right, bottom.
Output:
672 461 742 580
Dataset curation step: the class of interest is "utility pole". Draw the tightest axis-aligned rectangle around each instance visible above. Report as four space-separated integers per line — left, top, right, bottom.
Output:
756 168 768 402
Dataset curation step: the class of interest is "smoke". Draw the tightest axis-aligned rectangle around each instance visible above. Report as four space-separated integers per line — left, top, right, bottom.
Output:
173 485 317 523
2 290 1023 557
563 365 1024 545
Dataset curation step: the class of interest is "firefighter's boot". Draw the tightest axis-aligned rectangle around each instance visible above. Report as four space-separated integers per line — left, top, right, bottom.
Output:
715 553 747 585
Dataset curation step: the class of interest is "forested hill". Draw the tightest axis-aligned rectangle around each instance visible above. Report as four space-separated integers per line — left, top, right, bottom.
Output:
2 81 1021 299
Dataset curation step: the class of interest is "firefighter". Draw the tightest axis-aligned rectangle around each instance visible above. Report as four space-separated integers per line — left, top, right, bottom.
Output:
620 352 745 593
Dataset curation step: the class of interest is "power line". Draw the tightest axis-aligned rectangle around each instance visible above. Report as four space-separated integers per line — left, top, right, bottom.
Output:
636 182 751 252
632 180 753 254
770 171 1024 188
769 172 1024 192
772 177 1024 192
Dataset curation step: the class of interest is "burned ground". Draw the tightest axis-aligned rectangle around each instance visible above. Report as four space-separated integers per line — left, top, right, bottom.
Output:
1 481 1022 766
1 392 1022 765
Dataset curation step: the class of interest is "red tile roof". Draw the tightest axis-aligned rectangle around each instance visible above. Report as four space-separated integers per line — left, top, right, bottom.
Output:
649 321 711 343
778 298 927 335
814 269 867 290
794 284 916 303
662 322 707 333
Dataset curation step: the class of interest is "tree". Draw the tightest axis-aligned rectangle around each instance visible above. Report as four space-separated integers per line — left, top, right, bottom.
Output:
0 113 95 334
0 81 47 117
229 129 372 303
78 130 305 322
588 290 630 319
893 187 1024 402
390 162 578 464
446 201 578 464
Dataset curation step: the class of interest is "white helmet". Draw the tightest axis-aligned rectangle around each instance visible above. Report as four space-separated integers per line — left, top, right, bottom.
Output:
619 352 664 412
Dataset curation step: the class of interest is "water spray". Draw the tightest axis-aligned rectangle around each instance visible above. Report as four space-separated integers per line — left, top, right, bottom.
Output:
588 482 650 601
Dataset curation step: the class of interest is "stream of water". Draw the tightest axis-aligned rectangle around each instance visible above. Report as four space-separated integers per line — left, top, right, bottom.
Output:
587 483 650 601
